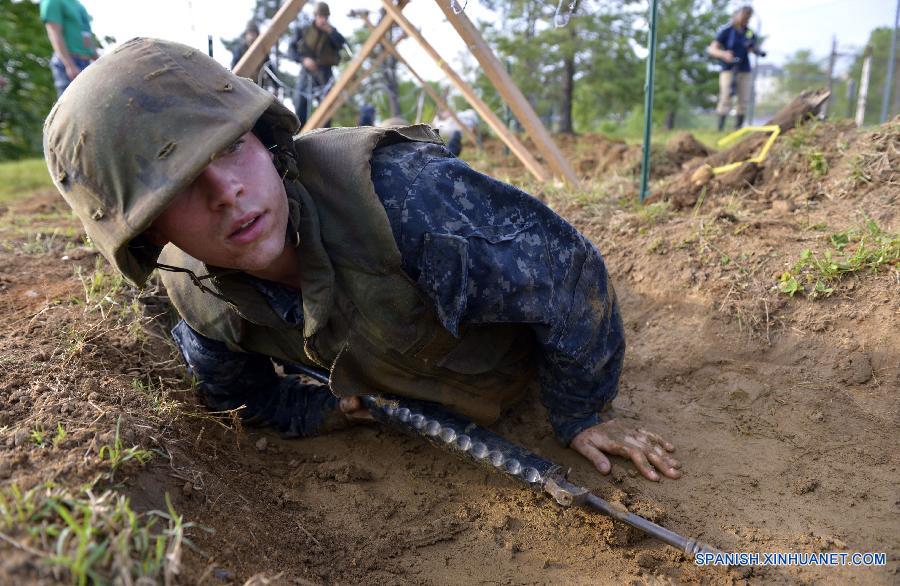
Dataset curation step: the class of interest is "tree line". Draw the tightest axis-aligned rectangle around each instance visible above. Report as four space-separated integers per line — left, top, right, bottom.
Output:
2 0 897 161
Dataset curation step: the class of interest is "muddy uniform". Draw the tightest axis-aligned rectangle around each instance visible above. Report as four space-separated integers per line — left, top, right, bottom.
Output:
173 141 625 445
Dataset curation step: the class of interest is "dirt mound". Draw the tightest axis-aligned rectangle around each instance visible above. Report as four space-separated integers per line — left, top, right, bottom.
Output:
1 116 898 584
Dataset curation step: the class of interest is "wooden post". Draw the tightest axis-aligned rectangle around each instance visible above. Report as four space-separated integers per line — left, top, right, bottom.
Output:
316 34 404 123
433 0 578 185
380 0 550 182
361 15 478 145
234 0 308 78
302 1 408 131
856 47 873 127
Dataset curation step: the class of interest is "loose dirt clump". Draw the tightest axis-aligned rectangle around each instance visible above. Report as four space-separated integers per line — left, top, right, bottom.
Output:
2 116 898 584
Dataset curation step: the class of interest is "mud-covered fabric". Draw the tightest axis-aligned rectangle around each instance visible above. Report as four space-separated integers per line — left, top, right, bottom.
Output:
373 142 625 444
43 37 298 286
172 321 338 437
174 141 625 445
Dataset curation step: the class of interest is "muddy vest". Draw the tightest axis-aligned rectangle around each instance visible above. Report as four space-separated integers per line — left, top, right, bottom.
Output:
160 125 535 423
302 26 340 67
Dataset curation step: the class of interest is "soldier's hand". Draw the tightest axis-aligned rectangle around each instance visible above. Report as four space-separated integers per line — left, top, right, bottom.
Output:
570 419 681 482
302 57 317 71
339 396 374 422
721 50 735 63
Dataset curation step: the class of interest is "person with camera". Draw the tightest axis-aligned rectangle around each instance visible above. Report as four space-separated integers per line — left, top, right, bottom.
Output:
707 5 766 130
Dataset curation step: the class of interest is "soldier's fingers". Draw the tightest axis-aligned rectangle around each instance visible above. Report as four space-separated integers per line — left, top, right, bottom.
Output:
647 450 682 479
625 447 659 482
638 428 676 452
572 439 612 474
648 444 681 469
339 397 360 413
623 434 650 452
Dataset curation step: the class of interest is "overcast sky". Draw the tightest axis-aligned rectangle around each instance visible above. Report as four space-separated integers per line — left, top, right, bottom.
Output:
80 0 896 82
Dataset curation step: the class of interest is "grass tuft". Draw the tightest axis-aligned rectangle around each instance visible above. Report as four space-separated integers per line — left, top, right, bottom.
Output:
97 417 153 482
0 484 195 585
777 218 899 299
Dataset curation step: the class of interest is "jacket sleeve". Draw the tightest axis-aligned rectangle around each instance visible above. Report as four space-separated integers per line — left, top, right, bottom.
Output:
288 27 304 62
372 143 625 446
171 320 340 437
327 29 346 51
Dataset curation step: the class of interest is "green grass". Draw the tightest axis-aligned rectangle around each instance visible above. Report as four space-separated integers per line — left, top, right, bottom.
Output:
778 218 899 299
601 127 723 150
807 151 829 178
97 417 153 482
0 158 54 202
0 484 193 585
75 257 143 328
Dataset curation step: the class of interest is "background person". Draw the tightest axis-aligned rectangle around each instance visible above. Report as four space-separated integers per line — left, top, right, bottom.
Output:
707 5 765 130
288 2 346 126
358 102 376 126
231 20 269 83
431 110 463 156
40 0 97 96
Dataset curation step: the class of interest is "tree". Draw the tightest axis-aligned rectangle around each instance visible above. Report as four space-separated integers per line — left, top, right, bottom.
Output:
777 49 827 98
478 0 642 133
0 0 56 161
573 4 643 130
650 0 732 129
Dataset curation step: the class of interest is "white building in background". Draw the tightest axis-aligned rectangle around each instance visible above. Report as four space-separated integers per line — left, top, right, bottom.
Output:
754 63 784 104
751 63 784 123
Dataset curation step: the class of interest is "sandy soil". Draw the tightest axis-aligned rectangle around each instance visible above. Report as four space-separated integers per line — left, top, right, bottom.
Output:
0 117 897 585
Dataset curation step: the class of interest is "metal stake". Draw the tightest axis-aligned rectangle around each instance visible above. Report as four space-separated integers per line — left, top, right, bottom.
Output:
639 0 660 203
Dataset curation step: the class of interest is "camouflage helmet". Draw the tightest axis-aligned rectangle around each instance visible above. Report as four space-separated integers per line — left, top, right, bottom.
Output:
43 37 299 286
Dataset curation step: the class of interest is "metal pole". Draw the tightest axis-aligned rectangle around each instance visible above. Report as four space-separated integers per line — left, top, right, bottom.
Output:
748 15 761 123
824 36 837 118
856 47 873 127
294 363 722 557
638 0 660 203
880 0 900 123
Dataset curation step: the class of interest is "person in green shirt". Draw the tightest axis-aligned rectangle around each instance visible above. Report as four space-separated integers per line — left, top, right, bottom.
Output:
40 0 97 96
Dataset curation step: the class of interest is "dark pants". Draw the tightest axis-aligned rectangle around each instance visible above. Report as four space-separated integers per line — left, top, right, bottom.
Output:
293 67 333 127
358 104 376 126
446 130 462 157
50 54 92 97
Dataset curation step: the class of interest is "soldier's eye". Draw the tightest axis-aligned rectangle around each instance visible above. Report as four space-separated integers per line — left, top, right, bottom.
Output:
225 138 245 155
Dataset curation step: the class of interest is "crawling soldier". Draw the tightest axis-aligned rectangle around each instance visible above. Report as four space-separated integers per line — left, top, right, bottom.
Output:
43 38 681 482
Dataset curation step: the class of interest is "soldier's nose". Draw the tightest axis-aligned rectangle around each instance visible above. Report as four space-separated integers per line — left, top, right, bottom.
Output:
198 163 243 209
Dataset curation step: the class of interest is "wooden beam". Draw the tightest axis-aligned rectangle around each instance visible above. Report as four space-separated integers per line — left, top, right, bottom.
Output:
302 0 408 132
317 35 403 123
234 0 308 78
380 0 550 182
361 15 478 146
434 1 578 185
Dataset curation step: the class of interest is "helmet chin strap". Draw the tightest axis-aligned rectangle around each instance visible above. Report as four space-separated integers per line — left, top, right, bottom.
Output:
154 262 240 307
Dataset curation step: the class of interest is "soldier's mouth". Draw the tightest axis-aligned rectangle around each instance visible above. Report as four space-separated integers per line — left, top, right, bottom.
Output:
227 212 266 243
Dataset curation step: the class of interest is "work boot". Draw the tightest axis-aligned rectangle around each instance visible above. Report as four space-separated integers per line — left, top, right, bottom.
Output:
735 114 745 129
717 115 727 131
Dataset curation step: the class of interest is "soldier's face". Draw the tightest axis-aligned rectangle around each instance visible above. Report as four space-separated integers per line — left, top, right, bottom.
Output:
146 132 291 273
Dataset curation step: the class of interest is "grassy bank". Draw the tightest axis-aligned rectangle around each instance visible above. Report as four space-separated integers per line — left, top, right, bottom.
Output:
0 158 53 203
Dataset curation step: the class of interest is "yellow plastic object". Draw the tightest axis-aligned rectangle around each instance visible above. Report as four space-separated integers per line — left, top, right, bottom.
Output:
712 125 781 175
